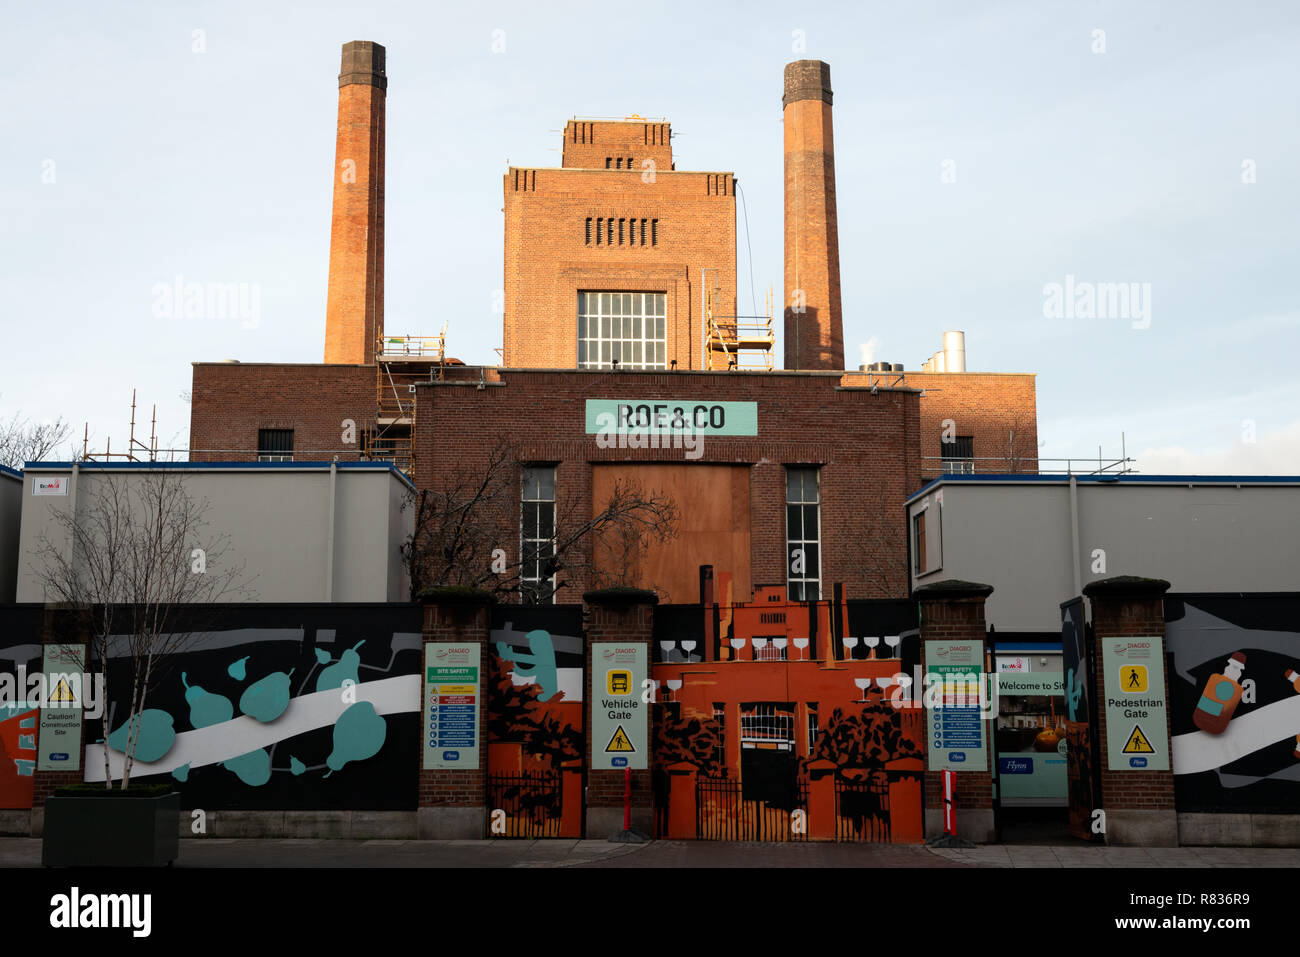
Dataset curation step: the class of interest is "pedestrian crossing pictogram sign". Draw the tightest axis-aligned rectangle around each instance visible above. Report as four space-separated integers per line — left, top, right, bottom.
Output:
1120 665 1148 693
605 724 635 754
1122 724 1155 754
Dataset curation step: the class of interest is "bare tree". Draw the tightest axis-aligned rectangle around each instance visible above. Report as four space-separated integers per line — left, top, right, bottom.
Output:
0 411 72 469
402 441 679 601
32 469 252 788
998 414 1037 474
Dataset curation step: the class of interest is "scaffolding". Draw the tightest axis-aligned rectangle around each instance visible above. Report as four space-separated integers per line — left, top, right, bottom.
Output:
702 278 775 372
80 389 163 462
369 325 448 480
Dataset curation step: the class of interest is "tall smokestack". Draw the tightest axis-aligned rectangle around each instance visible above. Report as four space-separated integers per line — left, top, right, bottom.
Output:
783 60 844 371
324 41 386 365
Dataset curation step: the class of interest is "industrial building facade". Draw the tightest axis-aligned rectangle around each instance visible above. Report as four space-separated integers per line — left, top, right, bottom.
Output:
187 42 1039 607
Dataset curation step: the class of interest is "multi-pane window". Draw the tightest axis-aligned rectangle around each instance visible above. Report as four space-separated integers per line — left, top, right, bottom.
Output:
807 705 820 756
577 291 667 369
257 428 293 462
786 467 821 601
740 703 795 750
942 435 975 474
521 466 556 604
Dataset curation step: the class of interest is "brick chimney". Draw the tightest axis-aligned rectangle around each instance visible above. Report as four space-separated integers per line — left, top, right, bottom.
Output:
783 60 844 371
324 41 386 365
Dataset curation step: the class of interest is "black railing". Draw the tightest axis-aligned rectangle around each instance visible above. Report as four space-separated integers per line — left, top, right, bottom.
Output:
835 774 891 843
695 775 808 842
487 770 563 839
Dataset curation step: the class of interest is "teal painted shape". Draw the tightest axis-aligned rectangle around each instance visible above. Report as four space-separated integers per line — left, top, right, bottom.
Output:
314 648 332 665
239 669 295 723
324 702 386 776
107 710 176 763
172 762 190 782
316 640 364 692
228 656 250 681
182 672 233 729
289 756 306 776
222 749 271 786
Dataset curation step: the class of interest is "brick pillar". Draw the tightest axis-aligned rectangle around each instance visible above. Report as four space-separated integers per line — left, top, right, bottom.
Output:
30 606 91 837
324 40 386 365
584 589 656 838
783 59 844 371
916 580 996 843
1083 576 1177 846
417 594 490 839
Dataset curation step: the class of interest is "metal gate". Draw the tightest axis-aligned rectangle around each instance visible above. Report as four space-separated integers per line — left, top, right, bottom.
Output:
834 775 891 842
696 774 808 842
487 771 563 838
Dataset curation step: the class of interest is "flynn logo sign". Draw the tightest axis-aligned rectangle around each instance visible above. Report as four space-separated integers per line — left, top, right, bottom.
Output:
585 399 758 437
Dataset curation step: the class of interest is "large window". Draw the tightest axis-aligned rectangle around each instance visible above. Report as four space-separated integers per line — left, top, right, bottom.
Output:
577 291 667 369
257 428 293 462
521 466 556 604
785 467 821 601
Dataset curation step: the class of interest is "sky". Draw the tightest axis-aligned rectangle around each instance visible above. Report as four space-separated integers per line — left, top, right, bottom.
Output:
3 0 1298 473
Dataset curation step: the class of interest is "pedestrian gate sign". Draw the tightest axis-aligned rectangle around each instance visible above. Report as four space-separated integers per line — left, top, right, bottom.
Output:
1101 637 1169 770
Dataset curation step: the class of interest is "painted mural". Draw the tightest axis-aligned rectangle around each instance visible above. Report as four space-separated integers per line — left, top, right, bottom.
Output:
1061 598 1099 840
487 605 585 838
81 605 424 809
0 607 50 809
1167 594 1300 813
651 579 925 843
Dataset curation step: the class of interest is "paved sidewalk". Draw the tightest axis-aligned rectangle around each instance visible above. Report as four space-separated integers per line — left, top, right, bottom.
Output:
1 837 1297 868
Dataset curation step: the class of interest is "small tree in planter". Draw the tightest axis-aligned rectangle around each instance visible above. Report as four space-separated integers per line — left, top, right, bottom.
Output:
32 467 251 864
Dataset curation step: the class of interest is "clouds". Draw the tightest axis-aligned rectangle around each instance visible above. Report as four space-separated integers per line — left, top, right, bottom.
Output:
1137 419 1300 475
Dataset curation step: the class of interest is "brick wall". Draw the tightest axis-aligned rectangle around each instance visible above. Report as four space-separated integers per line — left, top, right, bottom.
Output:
842 370 1038 477
1089 588 1176 811
417 601 488 817
189 362 376 461
583 598 654 822
503 163 737 371
919 590 994 813
414 369 922 601
561 120 673 172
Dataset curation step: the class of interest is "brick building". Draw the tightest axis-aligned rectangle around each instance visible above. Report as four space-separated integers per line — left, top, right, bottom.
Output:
504 119 737 371
188 40 1039 603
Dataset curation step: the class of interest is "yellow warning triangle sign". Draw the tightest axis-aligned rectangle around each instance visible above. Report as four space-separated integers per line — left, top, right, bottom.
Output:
1122 724 1155 754
49 678 76 703
605 724 636 754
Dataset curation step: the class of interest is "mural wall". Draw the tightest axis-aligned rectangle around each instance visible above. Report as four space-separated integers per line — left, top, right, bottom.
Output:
1167 594 1300 813
0 607 44 809
86 605 423 809
651 583 924 843
487 605 585 838
1061 597 1099 839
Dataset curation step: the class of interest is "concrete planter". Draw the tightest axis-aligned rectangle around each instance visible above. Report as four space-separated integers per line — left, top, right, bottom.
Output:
42 792 180 867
